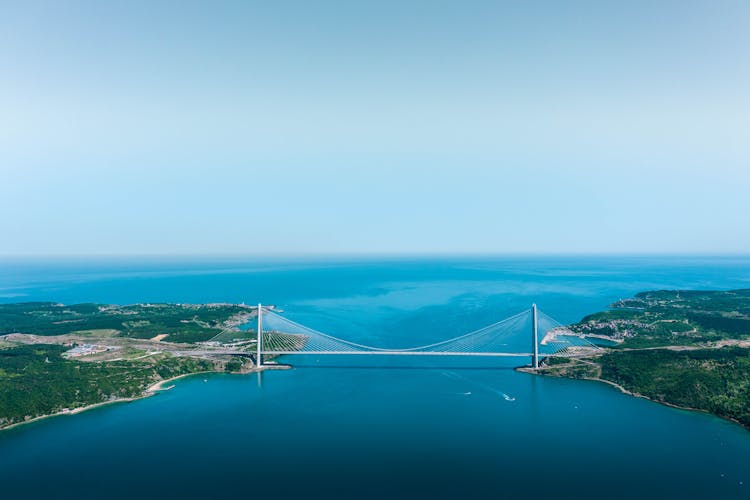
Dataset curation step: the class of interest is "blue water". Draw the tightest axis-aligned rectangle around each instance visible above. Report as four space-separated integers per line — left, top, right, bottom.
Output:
1 256 750 499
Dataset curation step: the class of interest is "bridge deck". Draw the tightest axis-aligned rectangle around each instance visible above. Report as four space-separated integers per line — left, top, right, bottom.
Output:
262 351 546 357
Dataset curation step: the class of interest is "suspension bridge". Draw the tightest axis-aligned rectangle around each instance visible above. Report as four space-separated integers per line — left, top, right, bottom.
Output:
225 304 601 369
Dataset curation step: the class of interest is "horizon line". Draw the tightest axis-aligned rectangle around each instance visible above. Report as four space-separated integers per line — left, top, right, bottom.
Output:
2 251 750 261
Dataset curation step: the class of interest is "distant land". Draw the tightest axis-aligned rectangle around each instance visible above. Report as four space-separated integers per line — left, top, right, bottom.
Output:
533 289 750 429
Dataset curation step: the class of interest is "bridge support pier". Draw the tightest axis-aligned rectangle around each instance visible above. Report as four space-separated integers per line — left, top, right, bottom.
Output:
532 303 539 369
257 303 263 367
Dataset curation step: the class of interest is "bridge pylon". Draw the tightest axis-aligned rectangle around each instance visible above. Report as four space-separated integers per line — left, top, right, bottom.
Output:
257 303 263 367
532 303 539 369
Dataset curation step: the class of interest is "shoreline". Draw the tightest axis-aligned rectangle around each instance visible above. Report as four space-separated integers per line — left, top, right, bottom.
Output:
145 370 219 393
0 369 253 433
582 376 749 431
520 366 749 431
1 362 291 433
0 396 142 432
584 376 748 430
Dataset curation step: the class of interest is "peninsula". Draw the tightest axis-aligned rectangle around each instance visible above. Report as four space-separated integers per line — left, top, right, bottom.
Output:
0 302 269 430
535 289 750 429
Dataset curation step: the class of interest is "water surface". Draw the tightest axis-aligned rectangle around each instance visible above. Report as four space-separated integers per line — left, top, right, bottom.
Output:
1 256 749 499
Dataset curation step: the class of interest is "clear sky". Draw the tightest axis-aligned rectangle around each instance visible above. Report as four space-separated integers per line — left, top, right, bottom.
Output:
1 1 748 256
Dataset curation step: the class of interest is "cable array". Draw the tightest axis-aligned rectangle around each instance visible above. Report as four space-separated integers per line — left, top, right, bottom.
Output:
256 307 599 357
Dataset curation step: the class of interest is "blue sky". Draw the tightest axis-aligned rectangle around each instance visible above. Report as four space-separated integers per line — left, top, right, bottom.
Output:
1 1 748 255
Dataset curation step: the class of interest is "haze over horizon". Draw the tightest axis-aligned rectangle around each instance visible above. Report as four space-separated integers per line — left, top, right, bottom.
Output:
2 1 749 256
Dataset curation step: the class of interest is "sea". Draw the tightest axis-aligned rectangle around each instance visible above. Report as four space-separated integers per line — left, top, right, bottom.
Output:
0 255 749 499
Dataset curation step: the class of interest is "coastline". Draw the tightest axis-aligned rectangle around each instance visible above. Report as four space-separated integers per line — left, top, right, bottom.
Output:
1 369 242 433
579 377 750 431
520 366 749 431
145 370 219 393
1 361 293 433
0 396 142 432
581 376 749 431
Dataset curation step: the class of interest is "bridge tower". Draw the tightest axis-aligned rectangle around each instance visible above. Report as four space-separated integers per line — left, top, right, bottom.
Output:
532 303 539 369
257 303 263 367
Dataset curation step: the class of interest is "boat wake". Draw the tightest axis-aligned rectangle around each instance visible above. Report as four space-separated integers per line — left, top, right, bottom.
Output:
440 370 515 402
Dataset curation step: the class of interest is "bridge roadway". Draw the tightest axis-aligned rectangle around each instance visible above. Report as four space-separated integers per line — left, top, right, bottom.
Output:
172 348 580 358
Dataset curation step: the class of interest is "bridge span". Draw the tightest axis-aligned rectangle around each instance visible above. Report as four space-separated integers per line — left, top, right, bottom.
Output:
240 304 600 368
